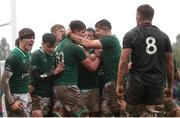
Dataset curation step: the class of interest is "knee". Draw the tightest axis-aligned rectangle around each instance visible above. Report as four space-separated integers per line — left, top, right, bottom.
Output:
32 110 43 117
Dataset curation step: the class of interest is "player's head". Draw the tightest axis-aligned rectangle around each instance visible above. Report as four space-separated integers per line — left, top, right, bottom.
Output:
18 28 35 51
42 33 56 55
19 28 35 40
51 24 65 43
136 4 154 25
85 27 96 40
69 20 86 37
95 19 111 38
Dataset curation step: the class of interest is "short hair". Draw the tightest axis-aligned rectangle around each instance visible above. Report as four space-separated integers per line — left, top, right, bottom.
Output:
69 20 86 32
18 28 35 40
137 4 154 20
42 33 56 45
51 24 65 33
86 27 95 34
95 19 112 31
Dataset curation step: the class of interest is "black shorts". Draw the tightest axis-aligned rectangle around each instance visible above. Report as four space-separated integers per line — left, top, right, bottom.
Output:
125 77 165 105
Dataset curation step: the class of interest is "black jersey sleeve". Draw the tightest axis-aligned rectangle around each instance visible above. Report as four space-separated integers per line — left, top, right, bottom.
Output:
164 34 172 52
123 30 137 49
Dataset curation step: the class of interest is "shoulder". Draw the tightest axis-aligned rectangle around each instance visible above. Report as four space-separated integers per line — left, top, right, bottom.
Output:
152 25 169 38
72 44 84 52
6 49 19 61
32 49 42 56
123 27 140 44
125 27 139 37
5 51 19 66
100 35 119 43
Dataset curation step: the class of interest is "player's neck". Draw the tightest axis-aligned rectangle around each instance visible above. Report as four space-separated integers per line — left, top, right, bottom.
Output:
19 44 28 52
138 20 152 26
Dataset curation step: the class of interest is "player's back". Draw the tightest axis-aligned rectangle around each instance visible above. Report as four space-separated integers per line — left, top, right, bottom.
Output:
128 24 172 85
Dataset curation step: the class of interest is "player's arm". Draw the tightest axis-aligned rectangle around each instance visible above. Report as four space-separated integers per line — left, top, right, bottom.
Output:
31 64 64 79
116 48 132 97
165 52 174 97
1 71 22 111
70 33 102 49
1 70 14 105
81 56 101 72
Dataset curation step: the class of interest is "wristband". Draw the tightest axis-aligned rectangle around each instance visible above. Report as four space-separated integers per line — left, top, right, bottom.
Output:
9 101 16 106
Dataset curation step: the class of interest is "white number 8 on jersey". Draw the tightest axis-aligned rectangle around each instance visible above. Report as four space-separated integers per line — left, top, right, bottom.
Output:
146 36 157 55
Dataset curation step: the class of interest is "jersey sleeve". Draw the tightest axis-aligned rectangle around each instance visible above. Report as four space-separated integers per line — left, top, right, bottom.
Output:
123 30 137 49
99 36 115 49
73 45 87 63
164 34 172 52
4 54 19 73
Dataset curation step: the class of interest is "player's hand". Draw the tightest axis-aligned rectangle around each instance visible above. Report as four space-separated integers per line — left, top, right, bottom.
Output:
10 101 22 111
117 98 127 111
116 84 124 99
89 54 96 61
95 49 102 58
165 87 173 98
54 63 65 75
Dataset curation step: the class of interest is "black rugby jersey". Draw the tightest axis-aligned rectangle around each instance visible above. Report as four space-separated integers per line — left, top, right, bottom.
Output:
123 23 172 86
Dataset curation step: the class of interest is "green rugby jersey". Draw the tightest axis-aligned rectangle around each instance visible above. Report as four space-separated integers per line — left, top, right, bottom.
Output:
31 48 56 97
99 35 121 83
78 49 99 90
4 47 31 93
54 38 86 85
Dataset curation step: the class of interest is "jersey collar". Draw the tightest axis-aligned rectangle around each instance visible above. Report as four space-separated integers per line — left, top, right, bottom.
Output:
15 47 27 57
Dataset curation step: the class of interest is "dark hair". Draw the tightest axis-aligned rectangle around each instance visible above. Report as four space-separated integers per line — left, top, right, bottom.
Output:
15 38 20 47
42 33 56 45
18 28 35 40
95 19 112 31
69 20 86 32
51 24 65 33
86 27 95 34
137 4 154 20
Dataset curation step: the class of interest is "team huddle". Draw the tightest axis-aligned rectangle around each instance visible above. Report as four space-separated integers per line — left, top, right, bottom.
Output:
0 4 180 117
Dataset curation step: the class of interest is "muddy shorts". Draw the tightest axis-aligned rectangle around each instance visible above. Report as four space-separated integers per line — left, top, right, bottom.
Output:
125 78 165 105
31 95 52 116
53 85 89 117
164 98 179 116
100 81 119 116
80 89 100 113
